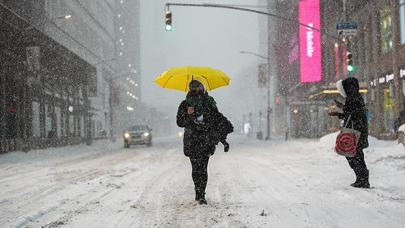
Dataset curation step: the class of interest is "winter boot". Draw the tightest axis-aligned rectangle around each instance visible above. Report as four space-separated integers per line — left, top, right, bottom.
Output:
195 189 207 204
352 170 370 188
350 170 361 187
198 195 207 205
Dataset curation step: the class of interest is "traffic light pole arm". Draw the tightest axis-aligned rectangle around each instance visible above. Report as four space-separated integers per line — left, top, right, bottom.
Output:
240 51 269 61
165 2 342 43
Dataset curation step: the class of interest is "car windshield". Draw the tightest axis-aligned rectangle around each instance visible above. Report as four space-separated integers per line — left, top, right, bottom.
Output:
128 125 148 131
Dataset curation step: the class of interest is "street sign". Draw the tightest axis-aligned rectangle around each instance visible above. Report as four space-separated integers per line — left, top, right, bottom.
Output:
336 21 358 36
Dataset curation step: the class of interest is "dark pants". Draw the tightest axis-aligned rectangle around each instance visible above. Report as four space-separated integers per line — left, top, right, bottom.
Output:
190 156 210 193
346 147 368 172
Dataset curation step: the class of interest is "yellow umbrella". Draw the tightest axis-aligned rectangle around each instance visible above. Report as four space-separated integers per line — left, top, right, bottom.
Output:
154 66 230 92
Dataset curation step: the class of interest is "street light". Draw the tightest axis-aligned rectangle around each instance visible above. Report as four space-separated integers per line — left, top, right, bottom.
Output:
25 14 72 30
239 50 272 140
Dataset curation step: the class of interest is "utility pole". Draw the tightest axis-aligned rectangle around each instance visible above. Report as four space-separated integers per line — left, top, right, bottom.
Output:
342 0 351 78
343 0 347 22
266 0 273 140
109 77 116 142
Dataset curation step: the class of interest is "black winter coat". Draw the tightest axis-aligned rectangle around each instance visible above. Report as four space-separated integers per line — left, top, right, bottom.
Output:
176 98 233 158
338 77 369 149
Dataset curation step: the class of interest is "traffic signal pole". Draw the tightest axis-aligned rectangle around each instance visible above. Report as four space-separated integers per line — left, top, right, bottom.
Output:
342 0 352 77
164 3 342 42
343 0 347 22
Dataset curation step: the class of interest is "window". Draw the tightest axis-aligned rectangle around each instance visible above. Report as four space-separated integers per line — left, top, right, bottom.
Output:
56 107 61 137
69 115 74 136
32 102 40 137
400 0 405 44
362 31 367 64
380 6 393 53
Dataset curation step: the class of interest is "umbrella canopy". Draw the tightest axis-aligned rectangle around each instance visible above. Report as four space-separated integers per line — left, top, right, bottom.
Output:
154 66 230 92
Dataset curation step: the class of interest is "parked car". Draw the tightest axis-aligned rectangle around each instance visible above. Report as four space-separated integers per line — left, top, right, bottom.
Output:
123 125 153 148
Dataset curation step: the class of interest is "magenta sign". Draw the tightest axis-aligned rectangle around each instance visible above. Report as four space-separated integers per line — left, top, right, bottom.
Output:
299 0 321 82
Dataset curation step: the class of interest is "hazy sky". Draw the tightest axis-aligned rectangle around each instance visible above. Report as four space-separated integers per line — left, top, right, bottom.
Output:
140 0 268 129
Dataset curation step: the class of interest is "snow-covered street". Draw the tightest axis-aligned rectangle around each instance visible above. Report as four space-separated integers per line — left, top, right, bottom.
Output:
1 134 405 228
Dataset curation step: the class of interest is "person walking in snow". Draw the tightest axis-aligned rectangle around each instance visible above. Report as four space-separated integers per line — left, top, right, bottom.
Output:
328 77 370 188
176 79 233 204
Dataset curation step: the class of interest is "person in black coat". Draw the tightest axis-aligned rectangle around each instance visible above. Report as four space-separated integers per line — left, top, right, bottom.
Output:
176 79 233 204
328 77 370 188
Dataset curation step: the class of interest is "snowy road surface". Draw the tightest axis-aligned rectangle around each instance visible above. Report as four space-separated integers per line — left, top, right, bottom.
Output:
1 134 405 228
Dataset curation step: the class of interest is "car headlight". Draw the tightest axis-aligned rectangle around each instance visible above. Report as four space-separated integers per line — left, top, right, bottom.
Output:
124 133 130 138
144 132 150 137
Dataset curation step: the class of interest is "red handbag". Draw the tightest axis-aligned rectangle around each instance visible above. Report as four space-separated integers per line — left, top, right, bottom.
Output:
334 115 361 157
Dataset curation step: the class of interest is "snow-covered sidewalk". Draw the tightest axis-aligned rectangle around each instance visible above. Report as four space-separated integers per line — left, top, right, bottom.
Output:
0 134 404 228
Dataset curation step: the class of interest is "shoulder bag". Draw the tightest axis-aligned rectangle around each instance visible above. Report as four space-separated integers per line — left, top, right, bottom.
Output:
334 114 361 157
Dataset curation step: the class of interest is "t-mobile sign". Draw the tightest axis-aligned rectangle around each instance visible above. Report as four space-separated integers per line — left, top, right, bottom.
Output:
299 0 322 82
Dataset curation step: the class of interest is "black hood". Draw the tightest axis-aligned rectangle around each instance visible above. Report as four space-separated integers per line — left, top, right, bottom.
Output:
342 77 360 97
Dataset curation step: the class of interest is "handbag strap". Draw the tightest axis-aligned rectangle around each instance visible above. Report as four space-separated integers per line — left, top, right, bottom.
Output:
344 114 353 129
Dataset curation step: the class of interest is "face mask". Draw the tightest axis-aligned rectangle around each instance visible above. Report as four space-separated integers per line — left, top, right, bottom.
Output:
189 89 204 96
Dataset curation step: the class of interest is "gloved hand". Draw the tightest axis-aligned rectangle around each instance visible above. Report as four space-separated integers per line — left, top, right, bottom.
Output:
334 100 345 109
220 139 229 152
327 112 339 117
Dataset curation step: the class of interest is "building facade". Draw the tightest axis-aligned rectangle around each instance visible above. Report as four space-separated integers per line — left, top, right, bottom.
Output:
40 0 118 139
1 2 95 152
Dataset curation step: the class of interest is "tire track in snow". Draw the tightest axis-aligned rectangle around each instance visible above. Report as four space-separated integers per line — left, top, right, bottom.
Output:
63 146 188 228
0 148 144 227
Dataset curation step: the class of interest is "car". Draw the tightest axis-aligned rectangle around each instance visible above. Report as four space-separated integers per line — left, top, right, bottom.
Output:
123 125 153 148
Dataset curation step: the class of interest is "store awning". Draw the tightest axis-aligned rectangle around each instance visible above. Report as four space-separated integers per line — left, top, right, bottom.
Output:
309 86 368 100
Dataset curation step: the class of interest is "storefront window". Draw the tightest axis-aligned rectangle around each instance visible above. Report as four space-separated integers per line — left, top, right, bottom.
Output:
61 112 66 137
380 7 393 53
32 102 40 137
97 121 103 137
76 117 82 137
45 105 52 135
69 115 74 136
80 116 85 137
56 107 61 137
400 0 405 44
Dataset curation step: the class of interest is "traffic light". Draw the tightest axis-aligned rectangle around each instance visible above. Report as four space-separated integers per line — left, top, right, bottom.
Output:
346 51 354 72
165 11 172 31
